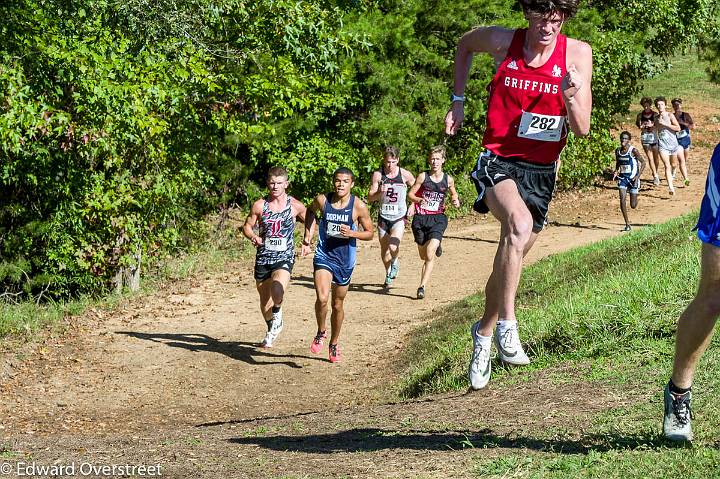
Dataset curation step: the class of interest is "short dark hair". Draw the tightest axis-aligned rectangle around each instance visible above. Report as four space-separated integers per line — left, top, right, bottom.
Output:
333 167 355 180
640 96 653 107
518 0 579 19
671 97 682 105
654 96 667 107
267 166 288 180
383 146 399 159
620 131 631 140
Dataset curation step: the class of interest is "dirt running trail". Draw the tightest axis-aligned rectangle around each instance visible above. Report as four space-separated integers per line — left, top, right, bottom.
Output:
1 108 719 477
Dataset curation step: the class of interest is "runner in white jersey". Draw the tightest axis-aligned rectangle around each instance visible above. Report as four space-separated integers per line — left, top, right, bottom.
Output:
242 167 306 348
367 146 416 288
612 131 645 231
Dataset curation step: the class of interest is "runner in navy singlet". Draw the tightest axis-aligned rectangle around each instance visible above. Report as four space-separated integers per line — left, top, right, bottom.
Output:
301 168 374 363
407 146 460 299
242 167 306 348
367 146 416 288
612 131 645 231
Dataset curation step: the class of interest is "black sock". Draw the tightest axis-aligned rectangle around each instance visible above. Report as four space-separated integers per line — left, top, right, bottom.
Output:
272 305 281 313
669 379 691 395
265 320 273 331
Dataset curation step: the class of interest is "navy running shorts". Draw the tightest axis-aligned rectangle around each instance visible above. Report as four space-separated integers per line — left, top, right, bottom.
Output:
694 143 720 247
313 261 354 286
618 176 640 194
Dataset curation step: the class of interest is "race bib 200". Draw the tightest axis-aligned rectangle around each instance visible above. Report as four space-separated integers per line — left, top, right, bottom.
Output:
326 222 344 238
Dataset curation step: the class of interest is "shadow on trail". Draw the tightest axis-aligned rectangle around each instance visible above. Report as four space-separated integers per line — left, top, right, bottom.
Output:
229 427 674 454
547 221 615 231
442 235 498 244
116 331 324 368
291 275 415 299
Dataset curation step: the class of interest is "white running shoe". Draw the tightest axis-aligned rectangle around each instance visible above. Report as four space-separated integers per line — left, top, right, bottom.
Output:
494 321 530 366
261 310 284 348
468 321 492 390
663 384 693 441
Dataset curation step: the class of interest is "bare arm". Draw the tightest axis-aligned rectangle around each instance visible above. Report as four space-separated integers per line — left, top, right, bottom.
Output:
447 175 461 207
445 27 514 135
402 168 416 188
241 200 264 247
301 195 324 256
291 197 307 223
563 39 593 136
367 171 384 203
680 112 695 130
407 172 427 204
344 199 374 241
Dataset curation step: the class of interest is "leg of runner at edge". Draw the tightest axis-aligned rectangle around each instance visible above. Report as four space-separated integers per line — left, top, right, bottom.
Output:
664 243 720 441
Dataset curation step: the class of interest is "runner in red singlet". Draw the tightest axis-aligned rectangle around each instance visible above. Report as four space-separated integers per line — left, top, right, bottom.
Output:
444 0 592 390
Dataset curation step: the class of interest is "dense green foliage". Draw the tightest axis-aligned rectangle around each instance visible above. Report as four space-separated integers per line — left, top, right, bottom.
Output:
1 0 718 298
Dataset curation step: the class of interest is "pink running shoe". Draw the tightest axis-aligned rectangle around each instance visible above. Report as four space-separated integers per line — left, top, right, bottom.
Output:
329 343 342 363
310 330 327 354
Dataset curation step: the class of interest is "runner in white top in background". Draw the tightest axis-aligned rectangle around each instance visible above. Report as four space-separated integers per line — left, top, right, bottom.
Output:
367 146 416 288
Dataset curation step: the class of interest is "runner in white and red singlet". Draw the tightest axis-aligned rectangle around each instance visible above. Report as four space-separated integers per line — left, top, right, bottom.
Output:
444 0 593 390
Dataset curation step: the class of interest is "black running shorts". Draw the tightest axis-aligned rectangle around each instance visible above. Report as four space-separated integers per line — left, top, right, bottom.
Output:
471 151 556 233
378 214 405 233
254 260 294 282
411 214 448 245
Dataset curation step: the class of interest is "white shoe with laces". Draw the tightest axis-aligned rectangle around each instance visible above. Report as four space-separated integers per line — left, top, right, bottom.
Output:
468 321 492 390
494 320 530 366
261 309 284 348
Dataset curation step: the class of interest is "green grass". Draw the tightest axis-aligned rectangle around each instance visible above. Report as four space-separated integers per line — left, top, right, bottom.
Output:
398 213 720 477
639 53 720 103
614 52 720 148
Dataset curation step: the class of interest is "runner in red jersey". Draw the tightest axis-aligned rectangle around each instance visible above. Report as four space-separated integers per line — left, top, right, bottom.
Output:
444 0 592 390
